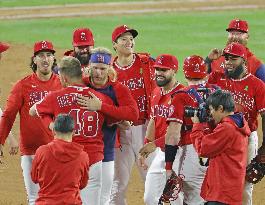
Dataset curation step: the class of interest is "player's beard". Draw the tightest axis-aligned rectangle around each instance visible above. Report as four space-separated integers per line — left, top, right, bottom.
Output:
75 52 90 66
226 36 247 46
156 76 172 87
225 64 245 79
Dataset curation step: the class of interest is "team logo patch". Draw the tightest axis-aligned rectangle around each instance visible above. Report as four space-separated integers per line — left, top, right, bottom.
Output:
157 56 163 65
244 85 249 91
97 54 105 63
41 41 48 49
80 32 87 41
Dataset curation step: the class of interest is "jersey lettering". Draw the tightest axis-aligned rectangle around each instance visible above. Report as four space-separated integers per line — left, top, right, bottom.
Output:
29 91 49 106
69 109 99 137
120 77 144 91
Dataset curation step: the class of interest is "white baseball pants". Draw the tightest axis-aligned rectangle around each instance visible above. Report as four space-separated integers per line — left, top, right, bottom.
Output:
144 148 183 205
110 123 155 205
21 155 39 205
243 131 258 205
173 144 206 205
81 160 102 205
101 161 115 205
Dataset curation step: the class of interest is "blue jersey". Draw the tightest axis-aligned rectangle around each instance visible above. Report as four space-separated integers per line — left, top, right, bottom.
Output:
91 84 118 162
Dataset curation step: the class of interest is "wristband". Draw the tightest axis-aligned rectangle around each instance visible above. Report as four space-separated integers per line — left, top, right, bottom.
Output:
165 144 178 163
204 56 213 64
165 162 173 170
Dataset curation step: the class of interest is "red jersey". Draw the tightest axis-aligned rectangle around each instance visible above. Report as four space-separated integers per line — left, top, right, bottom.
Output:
113 53 156 124
0 73 62 155
167 83 218 146
150 83 184 148
191 115 250 205
211 47 262 75
208 72 265 131
35 85 114 165
31 139 89 205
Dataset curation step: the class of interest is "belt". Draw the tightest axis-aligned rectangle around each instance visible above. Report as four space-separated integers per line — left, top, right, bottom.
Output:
131 119 146 126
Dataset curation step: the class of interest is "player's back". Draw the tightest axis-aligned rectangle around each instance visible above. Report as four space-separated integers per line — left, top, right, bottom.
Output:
36 85 112 165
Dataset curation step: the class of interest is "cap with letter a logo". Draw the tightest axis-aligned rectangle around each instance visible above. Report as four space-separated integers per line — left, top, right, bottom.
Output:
34 40 55 55
223 42 247 60
154 54 178 71
72 28 94 47
226 19 249 33
112 25 138 42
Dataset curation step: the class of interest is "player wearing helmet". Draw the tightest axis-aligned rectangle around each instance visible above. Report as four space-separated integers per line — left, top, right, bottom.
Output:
164 55 219 205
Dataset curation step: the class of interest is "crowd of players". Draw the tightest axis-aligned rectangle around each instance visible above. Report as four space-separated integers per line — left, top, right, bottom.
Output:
0 18 265 205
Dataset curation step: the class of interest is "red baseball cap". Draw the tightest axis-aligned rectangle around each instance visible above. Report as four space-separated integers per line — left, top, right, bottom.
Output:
34 40 55 55
112 25 138 42
223 42 247 60
0 42 10 53
226 19 249 33
73 28 94 47
183 55 207 79
154 54 178 71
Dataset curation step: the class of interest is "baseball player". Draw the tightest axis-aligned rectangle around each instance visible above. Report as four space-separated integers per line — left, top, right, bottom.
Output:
64 28 94 74
208 42 265 205
164 55 219 205
110 24 156 205
31 114 89 205
190 90 250 205
30 56 120 205
76 47 139 205
0 42 19 157
0 40 62 205
138 54 184 205
206 19 265 82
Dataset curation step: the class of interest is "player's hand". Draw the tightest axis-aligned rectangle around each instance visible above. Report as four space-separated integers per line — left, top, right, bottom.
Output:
49 122 54 130
139 142 156 158
166 169 173 180
138 155 148 170
208 48 222 60
77 92 102 111
191 111 200 123
7 135 18 155
117 121 131 130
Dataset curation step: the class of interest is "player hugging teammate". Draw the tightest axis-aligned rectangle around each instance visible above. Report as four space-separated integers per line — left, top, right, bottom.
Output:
1 19 265 205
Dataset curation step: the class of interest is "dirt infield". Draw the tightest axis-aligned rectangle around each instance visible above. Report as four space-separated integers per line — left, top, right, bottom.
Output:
1 0 265 204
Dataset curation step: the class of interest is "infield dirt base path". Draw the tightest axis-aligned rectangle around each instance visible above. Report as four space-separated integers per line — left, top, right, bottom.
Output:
0 0 265 204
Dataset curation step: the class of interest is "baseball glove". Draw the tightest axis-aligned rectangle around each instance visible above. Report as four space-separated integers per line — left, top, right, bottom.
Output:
158 171 184 204
246 155 265 184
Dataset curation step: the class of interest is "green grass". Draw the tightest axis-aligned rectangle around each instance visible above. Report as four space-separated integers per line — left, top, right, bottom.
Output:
0 0 143 7
0 9 264 81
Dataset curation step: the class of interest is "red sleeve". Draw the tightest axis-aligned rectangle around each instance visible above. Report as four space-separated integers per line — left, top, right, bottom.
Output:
40 115 54 130
167 93 186 124
31 149 40 184
190 122 233 158
254 79 265 113
100 83 139 121
80 153 89 189
208 72 218 85
0 81 23 145
35 93 55 118
154 136 165 149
